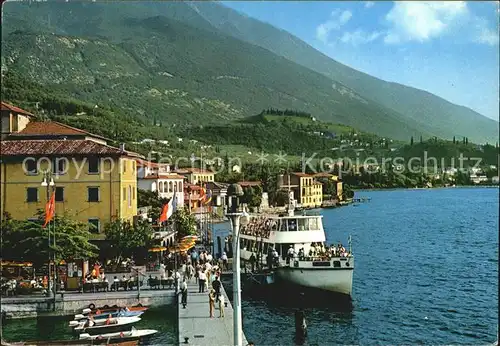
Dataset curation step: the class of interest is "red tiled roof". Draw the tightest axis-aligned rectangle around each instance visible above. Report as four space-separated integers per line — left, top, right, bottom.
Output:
9 121 106 140
135 159 171 168
1 102 34 116
184 183 202 191
292 172 312 177
239 181 262 187
313 173 333 178
0 139 141 157
142 173 183 180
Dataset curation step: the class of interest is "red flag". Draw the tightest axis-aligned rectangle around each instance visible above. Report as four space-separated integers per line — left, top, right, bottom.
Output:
199 186 206 202
43 192 56 228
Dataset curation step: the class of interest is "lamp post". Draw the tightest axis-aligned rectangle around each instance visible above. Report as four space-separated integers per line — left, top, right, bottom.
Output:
41 172 56 302
226 183 246 346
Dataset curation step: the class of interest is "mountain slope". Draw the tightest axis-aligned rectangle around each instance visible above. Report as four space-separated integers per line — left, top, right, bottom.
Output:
1 2 431 141
181 2 499 144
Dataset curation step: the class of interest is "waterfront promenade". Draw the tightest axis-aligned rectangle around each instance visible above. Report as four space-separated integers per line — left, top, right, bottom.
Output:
178 278 248 346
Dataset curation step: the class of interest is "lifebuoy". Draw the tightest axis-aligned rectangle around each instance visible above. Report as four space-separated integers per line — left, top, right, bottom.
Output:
88 303 96 310
294 261 299 268
103 305 109 309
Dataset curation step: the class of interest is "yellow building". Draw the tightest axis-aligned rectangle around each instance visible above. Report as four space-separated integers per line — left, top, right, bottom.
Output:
282 173 323 208
175 168 215 184
313 173 344 201
0 102 141 237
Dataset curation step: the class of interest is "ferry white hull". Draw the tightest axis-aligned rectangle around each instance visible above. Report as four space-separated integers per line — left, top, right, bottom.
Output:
275 267 353 296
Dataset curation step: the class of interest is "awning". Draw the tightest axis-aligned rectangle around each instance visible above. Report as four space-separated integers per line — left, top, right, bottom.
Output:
148 247 167 252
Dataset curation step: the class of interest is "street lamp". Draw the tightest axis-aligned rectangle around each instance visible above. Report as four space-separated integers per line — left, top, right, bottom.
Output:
226 183 247 346
41 172 56 304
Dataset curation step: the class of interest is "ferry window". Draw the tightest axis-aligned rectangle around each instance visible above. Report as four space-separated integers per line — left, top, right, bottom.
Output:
240 238 245 250
271 220 278 232
333 261 341 268
287 219 297 231
263 243 269 254
280 220 287 232
309 218 319 230
298 218 308 231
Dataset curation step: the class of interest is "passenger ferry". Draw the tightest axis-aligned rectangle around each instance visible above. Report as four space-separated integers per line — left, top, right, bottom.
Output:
238 193 354 297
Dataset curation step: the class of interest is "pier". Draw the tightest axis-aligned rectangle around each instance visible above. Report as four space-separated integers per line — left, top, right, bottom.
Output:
178 279 248 346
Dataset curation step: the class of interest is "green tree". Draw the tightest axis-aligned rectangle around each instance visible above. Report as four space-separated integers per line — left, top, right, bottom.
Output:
104 219 153 263
170 207 198 239
1 212 98 268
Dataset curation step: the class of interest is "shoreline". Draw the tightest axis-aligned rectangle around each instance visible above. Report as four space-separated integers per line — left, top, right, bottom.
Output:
352 185 498 192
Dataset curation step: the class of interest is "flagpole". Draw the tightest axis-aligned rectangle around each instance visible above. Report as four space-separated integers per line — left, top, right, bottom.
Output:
52 193 56 311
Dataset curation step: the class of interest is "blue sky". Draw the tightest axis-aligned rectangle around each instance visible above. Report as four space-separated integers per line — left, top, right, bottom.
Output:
223 1 499 121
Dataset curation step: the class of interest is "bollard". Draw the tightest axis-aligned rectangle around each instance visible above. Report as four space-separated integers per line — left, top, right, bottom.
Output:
294 310 307 338
184 337 189 344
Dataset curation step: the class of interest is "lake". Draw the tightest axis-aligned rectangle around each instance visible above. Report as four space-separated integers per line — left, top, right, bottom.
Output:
2 187 498 345
240 187 499 345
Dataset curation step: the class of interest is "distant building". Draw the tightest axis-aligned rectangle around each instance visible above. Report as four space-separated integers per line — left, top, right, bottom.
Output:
313 173 343 201
136 159 184 206
175 167 215 184
280 173 323 208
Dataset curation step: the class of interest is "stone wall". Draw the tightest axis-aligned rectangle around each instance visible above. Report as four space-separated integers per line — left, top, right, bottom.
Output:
1 290 175 319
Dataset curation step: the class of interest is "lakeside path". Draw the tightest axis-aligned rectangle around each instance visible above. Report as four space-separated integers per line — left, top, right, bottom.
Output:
178 277 248 346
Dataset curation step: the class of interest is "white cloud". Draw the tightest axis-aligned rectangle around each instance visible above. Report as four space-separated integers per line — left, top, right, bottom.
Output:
383 1 498 45
316 10 353 44
341 30 382 45
364 1 375 9
383 1 468 44
476 27 499 46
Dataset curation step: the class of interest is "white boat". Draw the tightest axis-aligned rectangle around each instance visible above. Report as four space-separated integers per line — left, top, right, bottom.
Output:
238 192 354 296
79 327 158 340
71 316 141 334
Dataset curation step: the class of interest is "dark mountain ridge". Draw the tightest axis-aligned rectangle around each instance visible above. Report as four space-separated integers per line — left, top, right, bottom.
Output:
1 1 497 144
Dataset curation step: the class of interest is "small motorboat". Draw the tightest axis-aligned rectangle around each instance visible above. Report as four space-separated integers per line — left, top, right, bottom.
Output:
81 305 148 316
79 327 158 341
72 316 141 335
74 310 143 321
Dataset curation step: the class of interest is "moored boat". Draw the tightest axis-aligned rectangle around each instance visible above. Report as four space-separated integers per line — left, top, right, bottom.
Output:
79 327 158 341
74 310 143 321
72 317 141 335
239 192 354 297
81 305 148 316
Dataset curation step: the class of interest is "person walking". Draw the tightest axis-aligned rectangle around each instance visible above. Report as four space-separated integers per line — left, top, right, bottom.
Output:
221 252 228 271
180 278 188 308
208 289 215 318
212 275 221 303
198 270 206 293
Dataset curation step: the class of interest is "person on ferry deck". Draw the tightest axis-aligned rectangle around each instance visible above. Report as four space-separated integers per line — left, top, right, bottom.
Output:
249 253 256 272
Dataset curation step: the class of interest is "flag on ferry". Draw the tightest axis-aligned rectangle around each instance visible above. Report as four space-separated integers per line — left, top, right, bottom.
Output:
43 192 56 228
